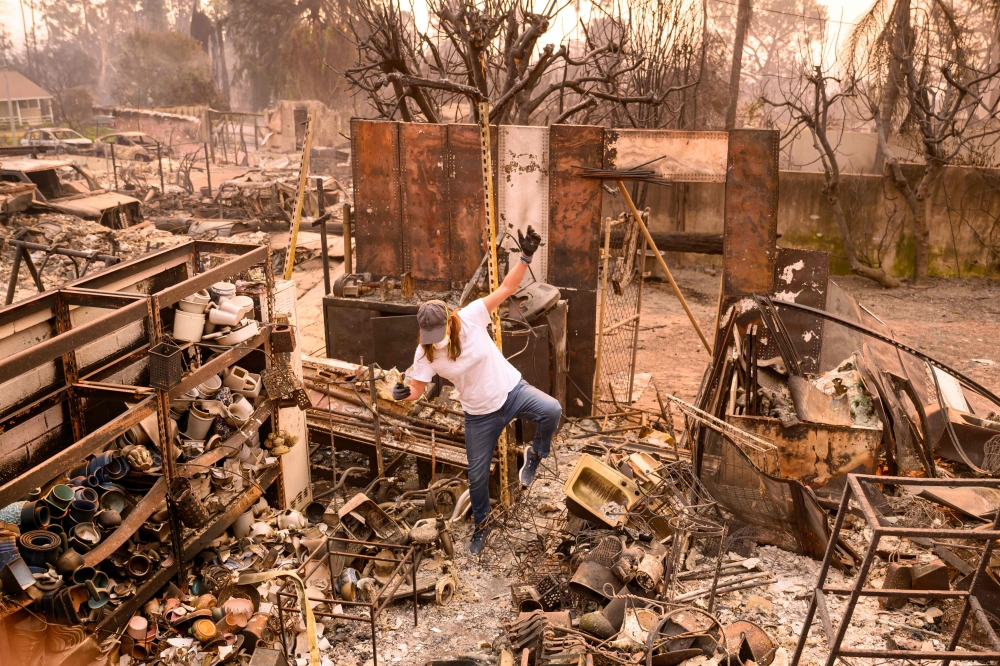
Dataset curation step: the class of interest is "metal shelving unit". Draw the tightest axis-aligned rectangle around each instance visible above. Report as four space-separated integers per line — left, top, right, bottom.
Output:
0 240 285 642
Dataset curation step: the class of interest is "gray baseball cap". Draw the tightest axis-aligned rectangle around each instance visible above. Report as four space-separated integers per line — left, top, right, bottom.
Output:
417 300 448 344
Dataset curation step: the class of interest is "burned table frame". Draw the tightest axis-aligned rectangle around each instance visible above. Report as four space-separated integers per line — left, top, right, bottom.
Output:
277 535 418 666
791 474 1000 665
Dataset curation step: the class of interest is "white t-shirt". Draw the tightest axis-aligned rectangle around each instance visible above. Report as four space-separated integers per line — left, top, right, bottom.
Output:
410 299 522 415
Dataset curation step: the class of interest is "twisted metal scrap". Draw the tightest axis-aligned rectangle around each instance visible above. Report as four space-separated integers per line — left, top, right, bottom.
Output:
477 466 572 578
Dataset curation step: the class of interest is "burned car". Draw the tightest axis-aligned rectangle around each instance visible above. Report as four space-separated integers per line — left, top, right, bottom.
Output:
0 157 141 228
19 128 95 155
97 132 171 161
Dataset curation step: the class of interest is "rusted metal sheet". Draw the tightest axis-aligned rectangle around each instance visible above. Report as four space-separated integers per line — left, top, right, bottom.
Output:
498 125 550 284
763 248 829 373
563 289 599 419
604 130 729 182
447 124 491 285
351 119 402 276
722 130 779 301
548 125 604 417
549 124 603 291
399 123 449 288
728 414 881 488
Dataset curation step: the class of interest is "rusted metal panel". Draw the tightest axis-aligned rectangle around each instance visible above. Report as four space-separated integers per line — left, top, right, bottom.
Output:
399 123 449 287
604 130 729 182
548 125 604 417
728 414 881 488
550 124 604 291
498 125 550 283
446 124 492 285
351 119 402 276
722 130 779 300
763 248 829 373
563 289 599 419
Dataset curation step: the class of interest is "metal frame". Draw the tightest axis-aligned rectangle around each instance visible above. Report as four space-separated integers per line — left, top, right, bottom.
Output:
791 474 1000 665
279 536 419 666
0 239 280 632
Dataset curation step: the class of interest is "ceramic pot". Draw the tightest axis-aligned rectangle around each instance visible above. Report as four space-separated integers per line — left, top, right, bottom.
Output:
191 618 218 642
209 282 236 304
45 484 75 510
179 289 212 313
198 374 223 398
99 489 127 513
87 452 114 476
185 403 216 440
69 498 98 525
68 522 101 553
74 487 99 503
104 456 130 481
96 509 122 529
173 310 207 342
126 615 148 641
19 501 50 530
55 548 85 579
228 396 253 421
126 553 151 580
232 511 254 540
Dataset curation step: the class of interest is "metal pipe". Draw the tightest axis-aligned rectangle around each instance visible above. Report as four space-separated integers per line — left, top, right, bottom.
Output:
110 142 118 191
343 203 353 275
616 180 711 354
157 143 165 194
204 143 211 197
2 57 16 146
5 239 119 263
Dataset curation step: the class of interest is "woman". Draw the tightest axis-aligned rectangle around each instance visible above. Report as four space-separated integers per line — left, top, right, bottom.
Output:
392 226 562 554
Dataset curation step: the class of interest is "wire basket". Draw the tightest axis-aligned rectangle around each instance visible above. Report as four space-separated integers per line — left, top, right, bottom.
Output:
149 342 183 390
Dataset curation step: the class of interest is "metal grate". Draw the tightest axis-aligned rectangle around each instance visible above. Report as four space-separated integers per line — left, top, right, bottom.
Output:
593 212 646 408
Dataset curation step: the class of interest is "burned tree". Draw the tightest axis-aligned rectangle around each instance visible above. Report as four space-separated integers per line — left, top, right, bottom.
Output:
342 0 706 127
870 62 1000 282
765 67 900 288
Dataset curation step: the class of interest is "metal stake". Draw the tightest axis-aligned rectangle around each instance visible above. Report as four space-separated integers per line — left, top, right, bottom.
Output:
316 177 331 295
110 142 118 191
157 143 165 194
204 143 211 197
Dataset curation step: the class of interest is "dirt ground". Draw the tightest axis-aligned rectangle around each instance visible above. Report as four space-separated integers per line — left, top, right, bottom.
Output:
631 267 1000 416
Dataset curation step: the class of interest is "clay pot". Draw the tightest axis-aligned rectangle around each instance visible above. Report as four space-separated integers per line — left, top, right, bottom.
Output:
191 618 218 642
55 548 85 578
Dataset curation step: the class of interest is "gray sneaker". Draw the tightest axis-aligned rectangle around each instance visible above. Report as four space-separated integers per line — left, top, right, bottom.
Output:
519 446 542 486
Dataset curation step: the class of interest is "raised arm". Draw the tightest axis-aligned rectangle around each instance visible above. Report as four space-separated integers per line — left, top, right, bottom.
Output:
481 226 543 313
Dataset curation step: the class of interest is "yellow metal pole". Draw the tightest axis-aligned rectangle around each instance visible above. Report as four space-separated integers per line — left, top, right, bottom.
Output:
284 108 317 281
478 100 511 507
616 180 713 354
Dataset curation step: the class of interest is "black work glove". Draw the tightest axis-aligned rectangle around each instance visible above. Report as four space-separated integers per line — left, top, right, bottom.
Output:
391 382 410 401
517 225 543 264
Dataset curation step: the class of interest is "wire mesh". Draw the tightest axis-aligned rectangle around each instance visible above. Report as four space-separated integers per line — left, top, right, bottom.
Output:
594 212 646 408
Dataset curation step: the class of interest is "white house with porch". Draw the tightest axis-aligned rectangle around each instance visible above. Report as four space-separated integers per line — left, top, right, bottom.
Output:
1 70 54 127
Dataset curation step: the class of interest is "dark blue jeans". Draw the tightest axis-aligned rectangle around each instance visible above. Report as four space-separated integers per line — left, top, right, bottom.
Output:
463 380 562 526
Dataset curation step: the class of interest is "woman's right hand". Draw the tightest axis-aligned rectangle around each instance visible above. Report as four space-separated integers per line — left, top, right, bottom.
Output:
392 382 410 401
